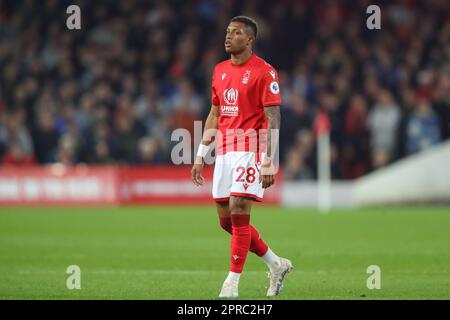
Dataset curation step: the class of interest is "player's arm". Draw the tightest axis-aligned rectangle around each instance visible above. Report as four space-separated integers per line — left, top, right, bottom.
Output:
260 106 280 189
191 105 219 186
199 104 219 147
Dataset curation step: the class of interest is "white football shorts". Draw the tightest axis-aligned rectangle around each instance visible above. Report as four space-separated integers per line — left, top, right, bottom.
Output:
212 151 264 202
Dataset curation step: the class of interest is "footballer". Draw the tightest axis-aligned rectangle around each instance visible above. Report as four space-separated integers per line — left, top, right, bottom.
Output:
191 16 292 298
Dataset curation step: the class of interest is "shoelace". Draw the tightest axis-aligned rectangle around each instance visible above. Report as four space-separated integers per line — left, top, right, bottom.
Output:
267 270 281 287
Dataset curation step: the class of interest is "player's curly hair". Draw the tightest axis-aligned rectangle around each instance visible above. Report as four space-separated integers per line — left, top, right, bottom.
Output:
230 16 258 39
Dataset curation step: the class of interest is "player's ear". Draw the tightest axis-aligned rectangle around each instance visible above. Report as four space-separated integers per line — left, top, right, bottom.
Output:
247 34 254 47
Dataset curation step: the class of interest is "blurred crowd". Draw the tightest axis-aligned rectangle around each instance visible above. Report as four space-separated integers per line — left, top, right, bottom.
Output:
0 0 449 180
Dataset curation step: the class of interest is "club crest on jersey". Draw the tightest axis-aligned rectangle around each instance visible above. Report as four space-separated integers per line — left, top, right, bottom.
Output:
270 81 280 94
242 70 251 84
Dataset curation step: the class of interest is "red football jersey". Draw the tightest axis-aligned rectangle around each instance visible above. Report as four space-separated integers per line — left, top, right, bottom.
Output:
211 53 281 155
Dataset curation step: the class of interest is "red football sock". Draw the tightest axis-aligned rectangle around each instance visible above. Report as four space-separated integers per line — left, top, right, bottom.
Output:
249 224 269 257
230 214 251 273
219 216 268 257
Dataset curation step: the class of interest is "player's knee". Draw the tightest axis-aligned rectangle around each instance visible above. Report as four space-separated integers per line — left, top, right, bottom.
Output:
229 196 251 215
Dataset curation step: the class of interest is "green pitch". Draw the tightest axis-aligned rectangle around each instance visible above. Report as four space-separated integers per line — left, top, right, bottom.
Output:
0 206 449 300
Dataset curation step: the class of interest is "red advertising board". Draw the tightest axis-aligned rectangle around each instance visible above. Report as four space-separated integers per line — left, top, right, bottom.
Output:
0 165 119 206
119 165 281 205
119 165 214 205
0 165 281 205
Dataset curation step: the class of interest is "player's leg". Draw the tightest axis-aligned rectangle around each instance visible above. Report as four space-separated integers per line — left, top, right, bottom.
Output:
227 152 292 297
217 201 281 267
217 152 292 297
217 197 292 298
219 195 252 298
217 152 270 257
227 152 286 271
228 195 252 276
217 201 232 233
249 170 292 298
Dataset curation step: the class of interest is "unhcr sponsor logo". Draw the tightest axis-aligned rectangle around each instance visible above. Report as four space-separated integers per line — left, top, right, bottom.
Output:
221 105 239 116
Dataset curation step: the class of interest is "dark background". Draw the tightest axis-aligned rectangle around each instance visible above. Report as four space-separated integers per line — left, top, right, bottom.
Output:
0 0 449 180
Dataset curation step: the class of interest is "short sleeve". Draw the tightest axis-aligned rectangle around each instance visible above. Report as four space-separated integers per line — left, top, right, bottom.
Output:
211 67 220 106
260 68 282 107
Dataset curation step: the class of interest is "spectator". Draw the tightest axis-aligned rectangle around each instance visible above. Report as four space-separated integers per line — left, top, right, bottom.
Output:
113 116 141 163
283 92 311 137
90 140 115 164
2 142 36 166
368 90 401 168
0 110 34 158
433 72 450 140
341 94 370 178
283 148 314 181
406 96 441 155
396 86 418 158
55 134 78 165
169 79 203 138
76 94 96 135
135 136 164 164
283 130 315 180
134 81 165 136
32 112 60 163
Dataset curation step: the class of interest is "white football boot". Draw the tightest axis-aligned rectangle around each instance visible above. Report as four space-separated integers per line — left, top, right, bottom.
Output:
266 258 293 297
219 279 239 299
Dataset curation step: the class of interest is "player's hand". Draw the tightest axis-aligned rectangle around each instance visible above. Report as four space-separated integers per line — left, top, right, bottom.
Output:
259 161 275 189
191 157 205 186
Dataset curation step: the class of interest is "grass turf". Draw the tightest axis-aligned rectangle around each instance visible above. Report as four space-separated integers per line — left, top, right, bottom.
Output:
0 206 449 299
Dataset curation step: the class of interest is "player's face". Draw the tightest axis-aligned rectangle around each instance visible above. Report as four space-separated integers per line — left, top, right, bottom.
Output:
225 22 252 54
